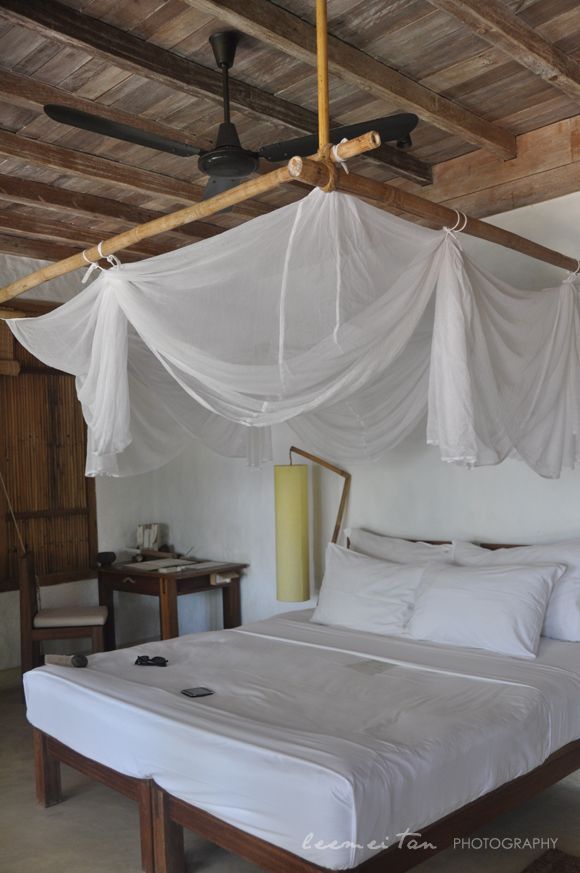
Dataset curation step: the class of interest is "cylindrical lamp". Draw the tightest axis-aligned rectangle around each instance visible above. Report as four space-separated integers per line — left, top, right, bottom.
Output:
274 463 310 602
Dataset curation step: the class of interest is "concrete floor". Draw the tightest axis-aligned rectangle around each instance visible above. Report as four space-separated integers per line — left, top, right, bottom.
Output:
1 682 579 873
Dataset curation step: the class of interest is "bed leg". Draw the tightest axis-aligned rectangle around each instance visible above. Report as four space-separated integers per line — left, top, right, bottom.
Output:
138 781 155 873
153 785 185 873
33 729 62 807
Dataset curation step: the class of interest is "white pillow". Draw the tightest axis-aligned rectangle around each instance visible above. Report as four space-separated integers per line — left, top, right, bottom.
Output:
311 543 425 636
348 528 453 564
454 540 580 641
406 563 563 658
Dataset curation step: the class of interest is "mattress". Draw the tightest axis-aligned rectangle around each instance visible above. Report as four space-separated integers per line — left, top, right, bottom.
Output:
24 610 580 870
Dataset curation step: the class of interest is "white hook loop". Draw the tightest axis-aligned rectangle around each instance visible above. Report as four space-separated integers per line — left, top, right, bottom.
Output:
97 240 122 269
444 209 467 235
331 138 350 175
564 258 580 284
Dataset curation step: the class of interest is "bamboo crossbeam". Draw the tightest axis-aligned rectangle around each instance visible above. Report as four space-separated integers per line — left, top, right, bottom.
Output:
332 170 579 273
0 164 295 302
0 132 380 303
1 0 575 307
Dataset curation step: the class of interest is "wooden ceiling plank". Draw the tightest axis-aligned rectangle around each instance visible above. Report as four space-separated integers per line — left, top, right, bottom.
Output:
0 128 270 219
429 0 580 102
0 0 431 183
0 69 215 153
0 174 223 242
0 211 177 258
182 0 516 159
0 232 81 260
0 69 430 186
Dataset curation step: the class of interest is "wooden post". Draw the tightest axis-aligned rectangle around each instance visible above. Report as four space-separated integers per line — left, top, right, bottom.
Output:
316 0 330 152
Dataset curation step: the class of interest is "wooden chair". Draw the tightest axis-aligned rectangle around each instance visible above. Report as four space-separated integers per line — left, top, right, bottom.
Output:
19 552 108 675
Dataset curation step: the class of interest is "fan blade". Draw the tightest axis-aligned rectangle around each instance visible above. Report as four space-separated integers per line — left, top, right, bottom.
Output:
202 176 241 213
259 113 419 163
44 105 203 157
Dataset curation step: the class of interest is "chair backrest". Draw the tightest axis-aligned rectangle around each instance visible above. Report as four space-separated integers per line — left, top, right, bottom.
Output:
18 552 39 631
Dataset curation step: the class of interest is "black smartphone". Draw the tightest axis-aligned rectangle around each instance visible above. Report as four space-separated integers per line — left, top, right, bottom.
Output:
180 687 215 698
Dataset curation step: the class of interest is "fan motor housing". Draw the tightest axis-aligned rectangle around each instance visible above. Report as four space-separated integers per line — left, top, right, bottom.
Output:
198 121 259 178
198 148 258 178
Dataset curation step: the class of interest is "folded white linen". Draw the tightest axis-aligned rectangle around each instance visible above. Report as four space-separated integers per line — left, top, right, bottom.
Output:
312 543 425 635
454 539 580 641
348 528 453 563
24 612 580 870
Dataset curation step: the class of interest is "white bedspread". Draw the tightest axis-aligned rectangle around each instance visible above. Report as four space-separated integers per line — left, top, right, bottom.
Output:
24 611 580 870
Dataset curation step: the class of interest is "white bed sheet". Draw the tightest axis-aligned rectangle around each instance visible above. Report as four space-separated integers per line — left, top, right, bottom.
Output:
24 610 580 870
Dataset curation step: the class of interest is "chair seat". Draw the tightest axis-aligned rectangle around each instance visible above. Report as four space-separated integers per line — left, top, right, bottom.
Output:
33 606 108 629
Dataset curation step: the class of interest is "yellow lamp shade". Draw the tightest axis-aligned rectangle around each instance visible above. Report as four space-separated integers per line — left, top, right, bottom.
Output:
274 464 310 602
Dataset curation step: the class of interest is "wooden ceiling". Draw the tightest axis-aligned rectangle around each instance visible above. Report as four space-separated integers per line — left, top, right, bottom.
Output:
0 0 579 266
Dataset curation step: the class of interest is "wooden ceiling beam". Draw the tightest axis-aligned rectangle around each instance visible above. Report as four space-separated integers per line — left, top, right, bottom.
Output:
0 232 80 261
0 71 432 189
183 0 516 159
390 116 580 222
0 129 269 219
0 175 223 243
0 69 215 154
0 213 180 259
0 0 432 185
429 0 580 103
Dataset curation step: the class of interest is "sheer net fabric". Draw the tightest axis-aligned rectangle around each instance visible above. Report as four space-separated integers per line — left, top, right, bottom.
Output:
8 189 580 478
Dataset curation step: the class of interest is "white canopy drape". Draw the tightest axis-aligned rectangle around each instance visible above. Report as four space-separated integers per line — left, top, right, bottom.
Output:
7 188 580 478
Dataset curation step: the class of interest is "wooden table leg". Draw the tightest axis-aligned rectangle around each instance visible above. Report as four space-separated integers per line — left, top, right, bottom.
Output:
153 785 185 873
222 577 241 628
159 577 179 640
98 577 116 651
33 729 62 807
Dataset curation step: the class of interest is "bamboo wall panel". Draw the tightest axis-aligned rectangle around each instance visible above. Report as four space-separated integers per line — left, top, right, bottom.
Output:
0 323 96 592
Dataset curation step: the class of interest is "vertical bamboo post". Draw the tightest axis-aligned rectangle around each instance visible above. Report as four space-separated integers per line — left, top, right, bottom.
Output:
316 0 330 152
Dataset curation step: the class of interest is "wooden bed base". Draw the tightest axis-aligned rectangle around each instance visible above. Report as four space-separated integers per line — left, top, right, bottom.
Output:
34 727 580 873
30 534 580 872
33 729 155 873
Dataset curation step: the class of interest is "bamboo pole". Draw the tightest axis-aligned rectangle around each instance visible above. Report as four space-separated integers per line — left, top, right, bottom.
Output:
0 134 380 303
316 0 330 151
332 170 579 272
0 165 295 302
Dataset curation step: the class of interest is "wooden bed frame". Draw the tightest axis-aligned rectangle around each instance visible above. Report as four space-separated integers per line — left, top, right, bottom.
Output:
30 539 580 873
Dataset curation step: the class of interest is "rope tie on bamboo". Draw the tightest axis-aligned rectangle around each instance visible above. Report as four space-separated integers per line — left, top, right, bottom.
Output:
81 243 122 284
331 138 350 175
563 259 580 284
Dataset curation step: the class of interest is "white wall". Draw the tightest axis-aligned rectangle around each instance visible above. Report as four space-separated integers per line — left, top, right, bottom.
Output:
2 191 580 669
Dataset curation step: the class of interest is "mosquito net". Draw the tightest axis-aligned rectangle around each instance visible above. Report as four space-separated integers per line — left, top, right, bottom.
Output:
7 188 580 478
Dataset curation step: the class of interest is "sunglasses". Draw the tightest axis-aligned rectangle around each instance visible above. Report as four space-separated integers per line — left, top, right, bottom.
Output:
135 655 168 667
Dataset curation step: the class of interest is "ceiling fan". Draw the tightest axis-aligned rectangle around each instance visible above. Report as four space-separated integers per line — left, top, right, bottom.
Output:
44 31 419 201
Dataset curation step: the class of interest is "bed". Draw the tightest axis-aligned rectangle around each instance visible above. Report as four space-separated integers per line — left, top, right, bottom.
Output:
25 601 580 873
